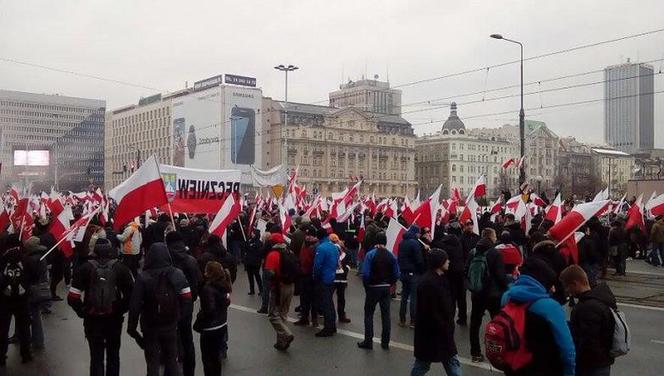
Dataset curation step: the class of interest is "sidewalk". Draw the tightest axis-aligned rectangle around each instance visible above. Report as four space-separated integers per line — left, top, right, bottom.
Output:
604 259 664 307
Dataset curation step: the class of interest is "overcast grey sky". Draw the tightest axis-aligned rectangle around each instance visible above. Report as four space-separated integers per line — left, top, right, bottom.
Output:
1 0 662 146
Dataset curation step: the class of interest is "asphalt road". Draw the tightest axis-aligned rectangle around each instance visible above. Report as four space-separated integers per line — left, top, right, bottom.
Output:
2 266 663 376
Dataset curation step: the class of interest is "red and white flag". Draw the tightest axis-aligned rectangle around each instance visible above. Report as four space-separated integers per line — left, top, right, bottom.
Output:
209 194 242 237
490 197 503 214
278 202 292 235
413 185 441 238
548 200 610 245
612 194 626 215
451 187 462 203
48 205 74 243
108 156 168 231
337 202 359 223
357 215 366 244
625 194 645 232
592 188 609 203
467 175 486 202
386 217 407 256
501 157 515 170
646 192 664 217
530 193 547 207
459 197 479 235
544 193 562 224
517 155 526 170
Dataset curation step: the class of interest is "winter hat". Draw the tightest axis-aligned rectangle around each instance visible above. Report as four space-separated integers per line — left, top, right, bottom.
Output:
427 248 449 270
93 238 114 259
520 257 557 290
165 231 184 245
269 232 285 245
375 232 387 246
24 236 47 253
316 227 328 240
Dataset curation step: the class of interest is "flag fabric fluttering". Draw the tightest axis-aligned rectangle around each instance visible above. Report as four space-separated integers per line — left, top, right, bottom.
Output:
625 194 645 232
385 218 407 256
209 194 242 237
544 193 563 224
646 192 664 217
548 200 610 245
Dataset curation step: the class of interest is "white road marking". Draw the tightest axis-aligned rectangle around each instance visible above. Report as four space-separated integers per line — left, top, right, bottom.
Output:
230 303 494 371
617 302 664 312
651 339 664 345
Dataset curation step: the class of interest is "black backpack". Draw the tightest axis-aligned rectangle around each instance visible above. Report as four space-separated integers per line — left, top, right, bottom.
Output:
86 259 119 316
279 248 299 284
147 269 180 325
2 257 27 298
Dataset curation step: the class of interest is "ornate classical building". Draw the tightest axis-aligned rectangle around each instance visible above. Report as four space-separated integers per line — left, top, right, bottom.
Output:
415 103 518 198
262 98 416 197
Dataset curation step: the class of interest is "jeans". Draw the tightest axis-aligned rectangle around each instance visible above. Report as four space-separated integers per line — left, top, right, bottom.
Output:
579 366 611 376
399 274 418 323
334 282 347 317
650 243 664 266
200 327 227 376
0 301 31 361
363 286 391 345
268 283 294 345
259 270 272 311
84 317 123 376
30 303 44 348
470 294 501 356
143 326 182 376
246 265 262 294
318 282 336 331
299 275 317 322
447 272 467 323
411 356 463 376
177 314 196 376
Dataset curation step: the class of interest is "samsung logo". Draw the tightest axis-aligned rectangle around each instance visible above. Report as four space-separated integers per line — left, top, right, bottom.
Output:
233 92 254 98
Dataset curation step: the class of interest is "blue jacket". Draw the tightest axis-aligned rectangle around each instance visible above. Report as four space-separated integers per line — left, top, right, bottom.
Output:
398 225 425 275
362 246 400 287
313 237 339 285
501 275 576 376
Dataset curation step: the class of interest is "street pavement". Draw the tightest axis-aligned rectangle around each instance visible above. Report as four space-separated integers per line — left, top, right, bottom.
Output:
3 264 664 376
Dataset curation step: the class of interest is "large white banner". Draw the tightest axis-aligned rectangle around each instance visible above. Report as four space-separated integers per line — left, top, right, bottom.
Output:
159 164 241 214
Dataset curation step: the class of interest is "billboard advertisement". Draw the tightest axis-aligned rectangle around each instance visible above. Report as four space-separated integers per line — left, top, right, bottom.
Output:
171 86 222 169
14 150 50 166
221 85 262 184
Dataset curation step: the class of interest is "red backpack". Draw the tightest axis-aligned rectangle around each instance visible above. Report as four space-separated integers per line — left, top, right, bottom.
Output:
484 301 533 372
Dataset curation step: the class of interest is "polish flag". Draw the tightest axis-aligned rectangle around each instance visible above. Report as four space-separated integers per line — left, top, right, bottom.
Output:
386 218 407 256
451 187 462 203
592 187 609 202
209 194 242 237
612 194 626 215
48 206 74 242
0 202 10 232
559 231 584 265
99 200 110 227
364 194 377 216
501 157 515 170
413 185 441 238
517 155 526 170
446 199 458 216
342 180 362 206
375 198 389 214
401 196 416 225
490 197 503 214
412 190 421 210
278 203 292 235
459 197 480 235
92 188 104 203
48 189 65 218
505 194 522 213
109 156 168 231
544 193 562 224
357 215 366 244
467 175 486 202
625 194 645 232
548 200 610 245
646 193 664 217
337 202 359 223
530 193 547 207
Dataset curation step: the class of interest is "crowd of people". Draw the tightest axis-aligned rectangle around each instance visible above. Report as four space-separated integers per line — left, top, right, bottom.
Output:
1 193 660 376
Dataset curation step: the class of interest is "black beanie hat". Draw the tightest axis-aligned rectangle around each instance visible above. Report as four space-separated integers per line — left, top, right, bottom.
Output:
316 227 329 240
165 231 184 245
520 257 557 290
427 248 449 270
375 232 387 246
94 238 114 259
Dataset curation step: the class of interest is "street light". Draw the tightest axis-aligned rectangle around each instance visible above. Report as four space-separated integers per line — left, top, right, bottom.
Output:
274 64 299 166
491 33 525 187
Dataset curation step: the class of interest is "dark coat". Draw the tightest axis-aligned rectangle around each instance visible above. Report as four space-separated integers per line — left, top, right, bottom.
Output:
198 244 237 283
398 226 425 275
194 281 230 332
244 233 264 268
460 231 480 263
168 240 203 303
414 271 457 362
467 238 509 299
570 283 616 371
431 233 464 274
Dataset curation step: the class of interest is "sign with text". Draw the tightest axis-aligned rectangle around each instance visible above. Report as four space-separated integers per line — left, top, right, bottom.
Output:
224 74 257 87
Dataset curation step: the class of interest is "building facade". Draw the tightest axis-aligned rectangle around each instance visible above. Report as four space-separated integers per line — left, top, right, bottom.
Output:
329 78 402 115
591 148 634 197
263 98 416 197
557 137 597 197
104 93 175 189
0 89 105 192
604 61 654 154
416 103 518 198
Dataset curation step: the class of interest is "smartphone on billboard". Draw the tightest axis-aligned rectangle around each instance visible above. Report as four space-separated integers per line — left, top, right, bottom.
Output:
231 107 255 164
173 118 185 166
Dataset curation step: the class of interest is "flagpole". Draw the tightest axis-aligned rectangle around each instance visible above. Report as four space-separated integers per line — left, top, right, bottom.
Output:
39 232 72 261
167 203 176 226
237 215 247 242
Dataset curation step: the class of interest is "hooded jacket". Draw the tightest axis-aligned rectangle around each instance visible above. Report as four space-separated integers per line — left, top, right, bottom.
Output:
398 225 425 276
431 232 464 274
413 270 457 362
570 283 616 371
128 243 191 332
313 236 339 285
167 239 202 303
198 241 237 283
243 230 264 268
501 275 576 376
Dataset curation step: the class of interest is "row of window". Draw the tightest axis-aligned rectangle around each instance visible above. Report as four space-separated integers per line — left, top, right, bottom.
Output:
0 101 101 114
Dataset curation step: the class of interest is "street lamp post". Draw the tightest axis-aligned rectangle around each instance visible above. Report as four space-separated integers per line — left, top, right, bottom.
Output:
274 64 299 167
491 33 525 187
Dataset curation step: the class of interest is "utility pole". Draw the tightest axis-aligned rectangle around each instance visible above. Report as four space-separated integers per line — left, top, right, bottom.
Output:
274 64 299 167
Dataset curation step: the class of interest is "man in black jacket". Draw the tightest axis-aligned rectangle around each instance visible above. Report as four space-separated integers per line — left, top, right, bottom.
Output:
68 238 134 376
560 265 616 376
431 230 467 326
198 235 237 283
166 231 202 376
467 228 509 363
459 219 480 268
128 243 192 376
398 225 424 327
411 248 462 376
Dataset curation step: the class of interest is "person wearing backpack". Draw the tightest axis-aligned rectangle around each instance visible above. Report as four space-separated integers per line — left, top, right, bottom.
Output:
493 257 576 376
312 227 340 337
0 235 39 366
357 232 400 350
264 233 296 351
411 248 461 376
127 242 192 376
116 220 142 277
466 227 509 363
166 231 203 376
67 238 134 376
560 265 619 376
